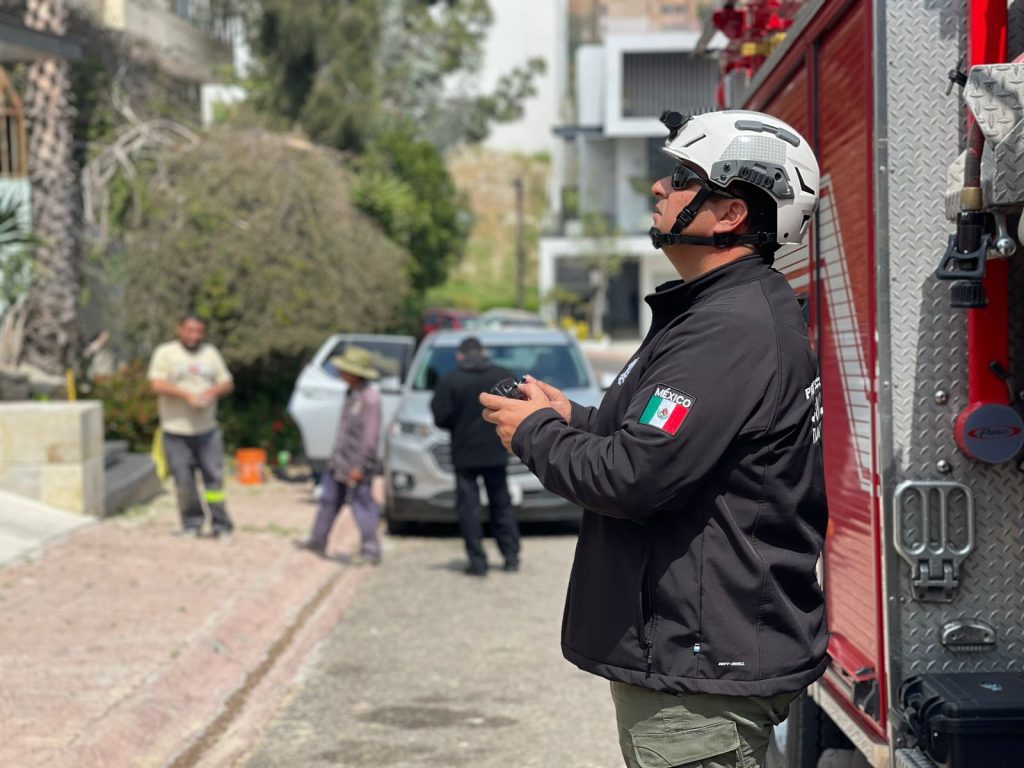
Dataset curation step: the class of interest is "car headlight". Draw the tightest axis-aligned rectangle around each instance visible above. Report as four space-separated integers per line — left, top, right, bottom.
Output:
391 421 434 438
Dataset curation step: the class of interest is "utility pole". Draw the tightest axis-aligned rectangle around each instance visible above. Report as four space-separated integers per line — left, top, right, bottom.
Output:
514 177 525 309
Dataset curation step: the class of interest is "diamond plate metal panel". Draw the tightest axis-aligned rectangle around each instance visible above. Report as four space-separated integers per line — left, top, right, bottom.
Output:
961 64 1024 205
884 0 1024 681
895 748 936 768
989 118 1024 204
1011 0 1024 60
964 65 1024 144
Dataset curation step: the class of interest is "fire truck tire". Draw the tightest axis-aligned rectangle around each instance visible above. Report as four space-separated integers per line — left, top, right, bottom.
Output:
767 693 852 768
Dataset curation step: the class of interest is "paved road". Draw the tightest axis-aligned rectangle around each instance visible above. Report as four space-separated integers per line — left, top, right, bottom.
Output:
242 528 622 768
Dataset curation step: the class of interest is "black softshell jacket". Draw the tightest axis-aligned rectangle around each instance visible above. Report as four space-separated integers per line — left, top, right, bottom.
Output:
432 356 513 469
512 255 829 697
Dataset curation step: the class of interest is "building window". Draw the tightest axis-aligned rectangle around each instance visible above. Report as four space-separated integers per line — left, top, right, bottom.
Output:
621 51 718 118
0 69 27 177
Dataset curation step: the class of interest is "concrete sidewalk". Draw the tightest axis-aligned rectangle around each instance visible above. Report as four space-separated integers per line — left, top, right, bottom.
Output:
0 477 375 768
0 490 94 566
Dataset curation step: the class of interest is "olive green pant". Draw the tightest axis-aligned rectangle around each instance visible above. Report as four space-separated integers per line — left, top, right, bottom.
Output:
610 681 797 768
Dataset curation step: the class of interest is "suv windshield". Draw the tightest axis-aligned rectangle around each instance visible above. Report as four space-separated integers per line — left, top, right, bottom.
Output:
413 343 590 391
322 339 412 380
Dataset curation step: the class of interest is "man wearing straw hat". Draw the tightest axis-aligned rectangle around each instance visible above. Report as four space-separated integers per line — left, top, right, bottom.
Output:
299 346 384 563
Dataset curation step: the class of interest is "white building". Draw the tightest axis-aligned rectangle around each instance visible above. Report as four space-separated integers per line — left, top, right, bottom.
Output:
540 30 721 338
479 0 565 156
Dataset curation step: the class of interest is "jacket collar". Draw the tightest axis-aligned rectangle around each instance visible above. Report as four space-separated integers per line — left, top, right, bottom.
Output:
645 254 772 319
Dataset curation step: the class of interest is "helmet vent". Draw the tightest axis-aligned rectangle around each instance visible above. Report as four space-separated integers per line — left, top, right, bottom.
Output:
682 133 707 148
795 167 815 195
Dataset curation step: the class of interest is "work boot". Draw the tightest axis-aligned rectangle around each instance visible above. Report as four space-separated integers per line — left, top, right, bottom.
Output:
293 539 326 556
350 552 382 566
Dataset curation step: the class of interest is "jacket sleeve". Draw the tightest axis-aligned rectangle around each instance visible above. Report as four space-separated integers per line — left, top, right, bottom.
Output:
511 309 777 520
359 389 382 470
431 379 455 430
569 402 599 432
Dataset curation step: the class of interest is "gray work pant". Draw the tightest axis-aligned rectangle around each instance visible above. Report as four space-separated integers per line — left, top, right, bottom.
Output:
163 428 234 533
309 471 381 557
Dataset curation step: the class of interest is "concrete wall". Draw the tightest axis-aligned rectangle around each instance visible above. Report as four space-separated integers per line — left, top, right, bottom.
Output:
69 0 232 82
614 137 649 233
0 402 105 516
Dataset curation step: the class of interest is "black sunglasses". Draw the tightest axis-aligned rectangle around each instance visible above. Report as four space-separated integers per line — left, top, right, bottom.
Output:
670 164 739 199
670 164 703 190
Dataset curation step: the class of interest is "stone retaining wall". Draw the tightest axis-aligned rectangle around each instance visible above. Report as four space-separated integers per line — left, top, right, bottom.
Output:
0 402 105 516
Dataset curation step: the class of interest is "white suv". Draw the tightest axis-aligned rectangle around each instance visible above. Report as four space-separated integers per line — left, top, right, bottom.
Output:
384 329 604 532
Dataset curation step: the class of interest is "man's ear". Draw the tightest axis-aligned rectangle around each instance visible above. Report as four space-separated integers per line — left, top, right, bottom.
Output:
713 197 750 234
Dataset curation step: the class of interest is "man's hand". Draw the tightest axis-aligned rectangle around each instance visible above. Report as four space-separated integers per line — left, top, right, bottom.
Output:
521 375 571 422
480 377 561 452
188 392 212 409
347 467 365 486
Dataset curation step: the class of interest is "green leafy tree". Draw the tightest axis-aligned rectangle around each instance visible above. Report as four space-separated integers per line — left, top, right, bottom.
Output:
353 124 471 294
253 0 380 151
250 0 545 295
120 129 410 364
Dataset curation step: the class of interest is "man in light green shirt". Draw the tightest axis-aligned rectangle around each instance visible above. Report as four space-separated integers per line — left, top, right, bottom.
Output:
148 313 235 537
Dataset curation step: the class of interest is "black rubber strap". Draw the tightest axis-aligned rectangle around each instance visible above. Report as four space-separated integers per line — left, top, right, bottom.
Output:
648 227 777 250
671 185 715 233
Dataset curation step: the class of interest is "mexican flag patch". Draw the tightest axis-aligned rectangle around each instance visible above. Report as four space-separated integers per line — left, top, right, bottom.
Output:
639 386 695 435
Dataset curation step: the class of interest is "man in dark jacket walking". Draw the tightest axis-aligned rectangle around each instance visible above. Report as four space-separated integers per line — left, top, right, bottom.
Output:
480 110 829 768
432 336 520 576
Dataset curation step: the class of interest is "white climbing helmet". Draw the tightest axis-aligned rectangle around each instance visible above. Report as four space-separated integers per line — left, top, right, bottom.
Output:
655 109 820 250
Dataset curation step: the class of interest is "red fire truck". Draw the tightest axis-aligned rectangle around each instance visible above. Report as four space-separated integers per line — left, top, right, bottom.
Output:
709 1 1024 767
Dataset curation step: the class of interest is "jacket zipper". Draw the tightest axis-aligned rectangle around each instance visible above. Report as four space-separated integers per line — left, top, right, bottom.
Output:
636 531 656 679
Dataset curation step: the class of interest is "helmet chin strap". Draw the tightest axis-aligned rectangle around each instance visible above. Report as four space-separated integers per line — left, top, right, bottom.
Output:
648 181 776 250
648 229 777 249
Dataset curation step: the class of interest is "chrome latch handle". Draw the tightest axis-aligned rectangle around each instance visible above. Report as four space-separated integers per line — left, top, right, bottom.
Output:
893 481 975 602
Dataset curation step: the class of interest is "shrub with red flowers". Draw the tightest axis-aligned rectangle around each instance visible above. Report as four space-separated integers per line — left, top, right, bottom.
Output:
89 360 158 451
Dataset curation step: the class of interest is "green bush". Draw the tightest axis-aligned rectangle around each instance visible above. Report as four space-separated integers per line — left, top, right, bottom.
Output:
90 360 158 451
218 355 305 460
89 353 306 462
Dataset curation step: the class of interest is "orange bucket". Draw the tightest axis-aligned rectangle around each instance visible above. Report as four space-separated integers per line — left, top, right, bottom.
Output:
235 448 267 485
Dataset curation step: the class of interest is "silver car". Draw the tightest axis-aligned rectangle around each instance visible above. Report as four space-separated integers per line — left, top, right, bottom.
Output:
383 329 604 531
287 333 417 471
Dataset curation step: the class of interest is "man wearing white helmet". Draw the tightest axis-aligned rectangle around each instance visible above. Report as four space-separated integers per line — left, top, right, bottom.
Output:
481 109 829 767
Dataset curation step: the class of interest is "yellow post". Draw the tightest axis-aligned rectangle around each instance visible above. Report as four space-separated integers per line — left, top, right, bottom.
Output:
65 369 77 401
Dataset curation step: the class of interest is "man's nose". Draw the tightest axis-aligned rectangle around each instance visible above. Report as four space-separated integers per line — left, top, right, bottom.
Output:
651 177 668 198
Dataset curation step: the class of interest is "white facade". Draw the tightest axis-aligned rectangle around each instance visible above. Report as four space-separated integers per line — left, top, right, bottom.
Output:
479 0 564 156
540 30 721 338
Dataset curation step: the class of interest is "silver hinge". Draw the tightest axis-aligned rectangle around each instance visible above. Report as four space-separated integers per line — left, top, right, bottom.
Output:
893 481 975 602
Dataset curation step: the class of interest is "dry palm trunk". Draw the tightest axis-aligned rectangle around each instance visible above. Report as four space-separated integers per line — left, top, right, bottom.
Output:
20 0 79 375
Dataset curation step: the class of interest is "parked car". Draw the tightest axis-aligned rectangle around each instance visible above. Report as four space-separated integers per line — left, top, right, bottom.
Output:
421 307 478 338
383 328 603 531
288 333 417 472
467 307 546 330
